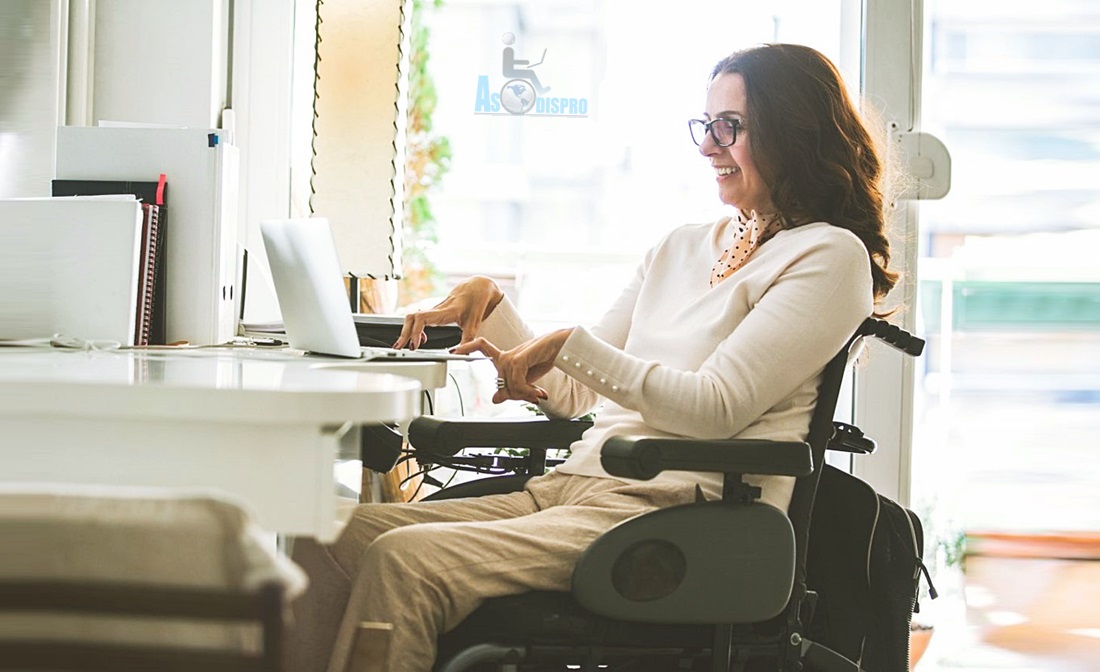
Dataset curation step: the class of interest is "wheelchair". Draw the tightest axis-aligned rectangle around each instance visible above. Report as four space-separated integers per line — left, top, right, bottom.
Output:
374 317 925 672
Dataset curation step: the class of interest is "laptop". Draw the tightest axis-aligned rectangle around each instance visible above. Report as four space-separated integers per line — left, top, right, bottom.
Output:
259 218 478 361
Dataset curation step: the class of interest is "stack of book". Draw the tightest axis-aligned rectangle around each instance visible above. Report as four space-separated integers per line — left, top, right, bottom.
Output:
0 177 168 347
52 177 168 346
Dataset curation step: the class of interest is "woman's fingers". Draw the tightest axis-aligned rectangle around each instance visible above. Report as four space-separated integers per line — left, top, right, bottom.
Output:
394 310 425 349
451 337 543 403
456 309 484 344
450 336 502 359
491 385 546 405
394 304 454 350
453 332 562 405
394 315 424 350
393 305 483 349
498 345 553 404
393 276 503 349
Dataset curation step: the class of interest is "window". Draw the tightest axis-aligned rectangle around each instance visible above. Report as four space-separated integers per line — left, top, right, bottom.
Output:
914 0 1100 533
417 0 861 329
0 0 63 199
910 0 1100 666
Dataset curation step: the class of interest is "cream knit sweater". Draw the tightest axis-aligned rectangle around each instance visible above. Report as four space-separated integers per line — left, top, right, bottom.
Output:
477 218 873 511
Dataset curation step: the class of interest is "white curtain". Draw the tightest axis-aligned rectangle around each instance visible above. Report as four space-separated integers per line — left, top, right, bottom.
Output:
311 0 411 279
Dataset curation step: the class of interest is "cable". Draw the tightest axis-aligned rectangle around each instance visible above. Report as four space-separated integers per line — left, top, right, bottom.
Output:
408 471 428 502
0 335 122 352
448 372 466 416
438 468 458 491
401 455 421 500
393 454 418 470
399 463 443 502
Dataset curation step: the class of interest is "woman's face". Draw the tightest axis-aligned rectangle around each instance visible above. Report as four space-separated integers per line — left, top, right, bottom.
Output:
700 72 775 214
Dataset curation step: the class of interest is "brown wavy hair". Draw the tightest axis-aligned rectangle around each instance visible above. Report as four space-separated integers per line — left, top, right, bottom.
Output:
711 44 897 302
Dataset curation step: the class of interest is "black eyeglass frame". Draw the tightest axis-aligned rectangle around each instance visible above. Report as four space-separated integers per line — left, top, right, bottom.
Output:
688 118 743 148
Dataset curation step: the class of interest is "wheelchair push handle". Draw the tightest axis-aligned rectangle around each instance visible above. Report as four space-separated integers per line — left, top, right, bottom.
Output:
857 317 925 357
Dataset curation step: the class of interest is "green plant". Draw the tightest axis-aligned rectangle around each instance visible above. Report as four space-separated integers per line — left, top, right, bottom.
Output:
938 527 967 572
400 0 452 306
916 498 967 580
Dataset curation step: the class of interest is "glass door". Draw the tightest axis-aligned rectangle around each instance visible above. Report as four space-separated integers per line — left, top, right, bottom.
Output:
910 1 1100 668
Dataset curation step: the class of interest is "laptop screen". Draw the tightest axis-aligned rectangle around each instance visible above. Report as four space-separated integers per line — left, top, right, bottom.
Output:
259 218 362 357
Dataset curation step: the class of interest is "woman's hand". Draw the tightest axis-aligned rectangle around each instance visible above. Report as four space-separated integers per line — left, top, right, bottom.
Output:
453 328 575 404
393 276 505 350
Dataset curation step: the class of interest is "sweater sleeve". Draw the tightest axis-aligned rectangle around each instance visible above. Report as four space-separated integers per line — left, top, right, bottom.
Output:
552 231 874 438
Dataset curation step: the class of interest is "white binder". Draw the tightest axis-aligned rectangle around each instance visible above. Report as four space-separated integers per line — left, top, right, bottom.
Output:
55 126 239 346
0 197 143 345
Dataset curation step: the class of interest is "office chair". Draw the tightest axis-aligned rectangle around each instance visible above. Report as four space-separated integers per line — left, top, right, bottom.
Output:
398 317 925 671
0 486 305 672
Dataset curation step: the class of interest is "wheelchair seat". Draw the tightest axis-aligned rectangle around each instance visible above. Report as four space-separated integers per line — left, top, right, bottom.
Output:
399 318 926 672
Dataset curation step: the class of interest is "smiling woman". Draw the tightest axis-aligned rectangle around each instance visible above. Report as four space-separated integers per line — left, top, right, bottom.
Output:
695 73 774 216
284 41 892 672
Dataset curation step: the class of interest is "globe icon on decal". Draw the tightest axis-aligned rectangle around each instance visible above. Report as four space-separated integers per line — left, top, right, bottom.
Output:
500 79 537 115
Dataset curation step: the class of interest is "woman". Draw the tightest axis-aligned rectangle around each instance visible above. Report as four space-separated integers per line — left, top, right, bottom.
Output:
286 43 897 672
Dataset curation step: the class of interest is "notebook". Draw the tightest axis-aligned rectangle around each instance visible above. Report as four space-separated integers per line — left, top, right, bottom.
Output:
0 196 145 345
259 218 478 361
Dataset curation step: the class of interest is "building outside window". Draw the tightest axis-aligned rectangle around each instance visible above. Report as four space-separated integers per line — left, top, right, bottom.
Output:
910 1 1100 668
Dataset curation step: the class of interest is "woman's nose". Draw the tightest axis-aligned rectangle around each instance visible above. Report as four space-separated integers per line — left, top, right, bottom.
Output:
699 132 718 156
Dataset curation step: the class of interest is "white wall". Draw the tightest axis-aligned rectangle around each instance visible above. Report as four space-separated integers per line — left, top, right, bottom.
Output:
68 0 299 323
84 0 229 128
0 0 66 198
227 0 299 322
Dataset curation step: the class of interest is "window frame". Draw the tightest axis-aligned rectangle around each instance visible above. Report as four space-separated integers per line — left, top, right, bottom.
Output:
851 0 926 504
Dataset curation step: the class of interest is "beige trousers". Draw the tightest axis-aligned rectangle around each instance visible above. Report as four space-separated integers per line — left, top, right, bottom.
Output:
283 470 698 672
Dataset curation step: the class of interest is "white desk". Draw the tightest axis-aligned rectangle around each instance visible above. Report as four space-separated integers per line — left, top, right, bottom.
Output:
0 346 428 541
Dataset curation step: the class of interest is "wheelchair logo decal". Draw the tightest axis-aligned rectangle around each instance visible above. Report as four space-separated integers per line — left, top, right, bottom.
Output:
473 33 589 117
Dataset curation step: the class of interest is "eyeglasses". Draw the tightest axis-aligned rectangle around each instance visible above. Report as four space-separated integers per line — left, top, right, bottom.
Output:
688 118 742 148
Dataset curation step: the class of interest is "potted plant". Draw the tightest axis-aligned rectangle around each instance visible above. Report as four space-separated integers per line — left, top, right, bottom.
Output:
909 513 967 669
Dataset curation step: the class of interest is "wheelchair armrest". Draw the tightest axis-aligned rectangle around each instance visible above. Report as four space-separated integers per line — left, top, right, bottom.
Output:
408 416 593 457
600 436 812 481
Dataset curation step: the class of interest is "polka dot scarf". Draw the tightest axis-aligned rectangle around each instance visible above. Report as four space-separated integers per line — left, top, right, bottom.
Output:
710 211 781 288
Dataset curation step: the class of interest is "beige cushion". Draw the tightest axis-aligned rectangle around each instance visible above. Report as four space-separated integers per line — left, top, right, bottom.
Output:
0 483 307 651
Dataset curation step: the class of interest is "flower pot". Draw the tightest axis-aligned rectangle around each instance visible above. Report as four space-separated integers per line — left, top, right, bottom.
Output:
909 623 934 670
